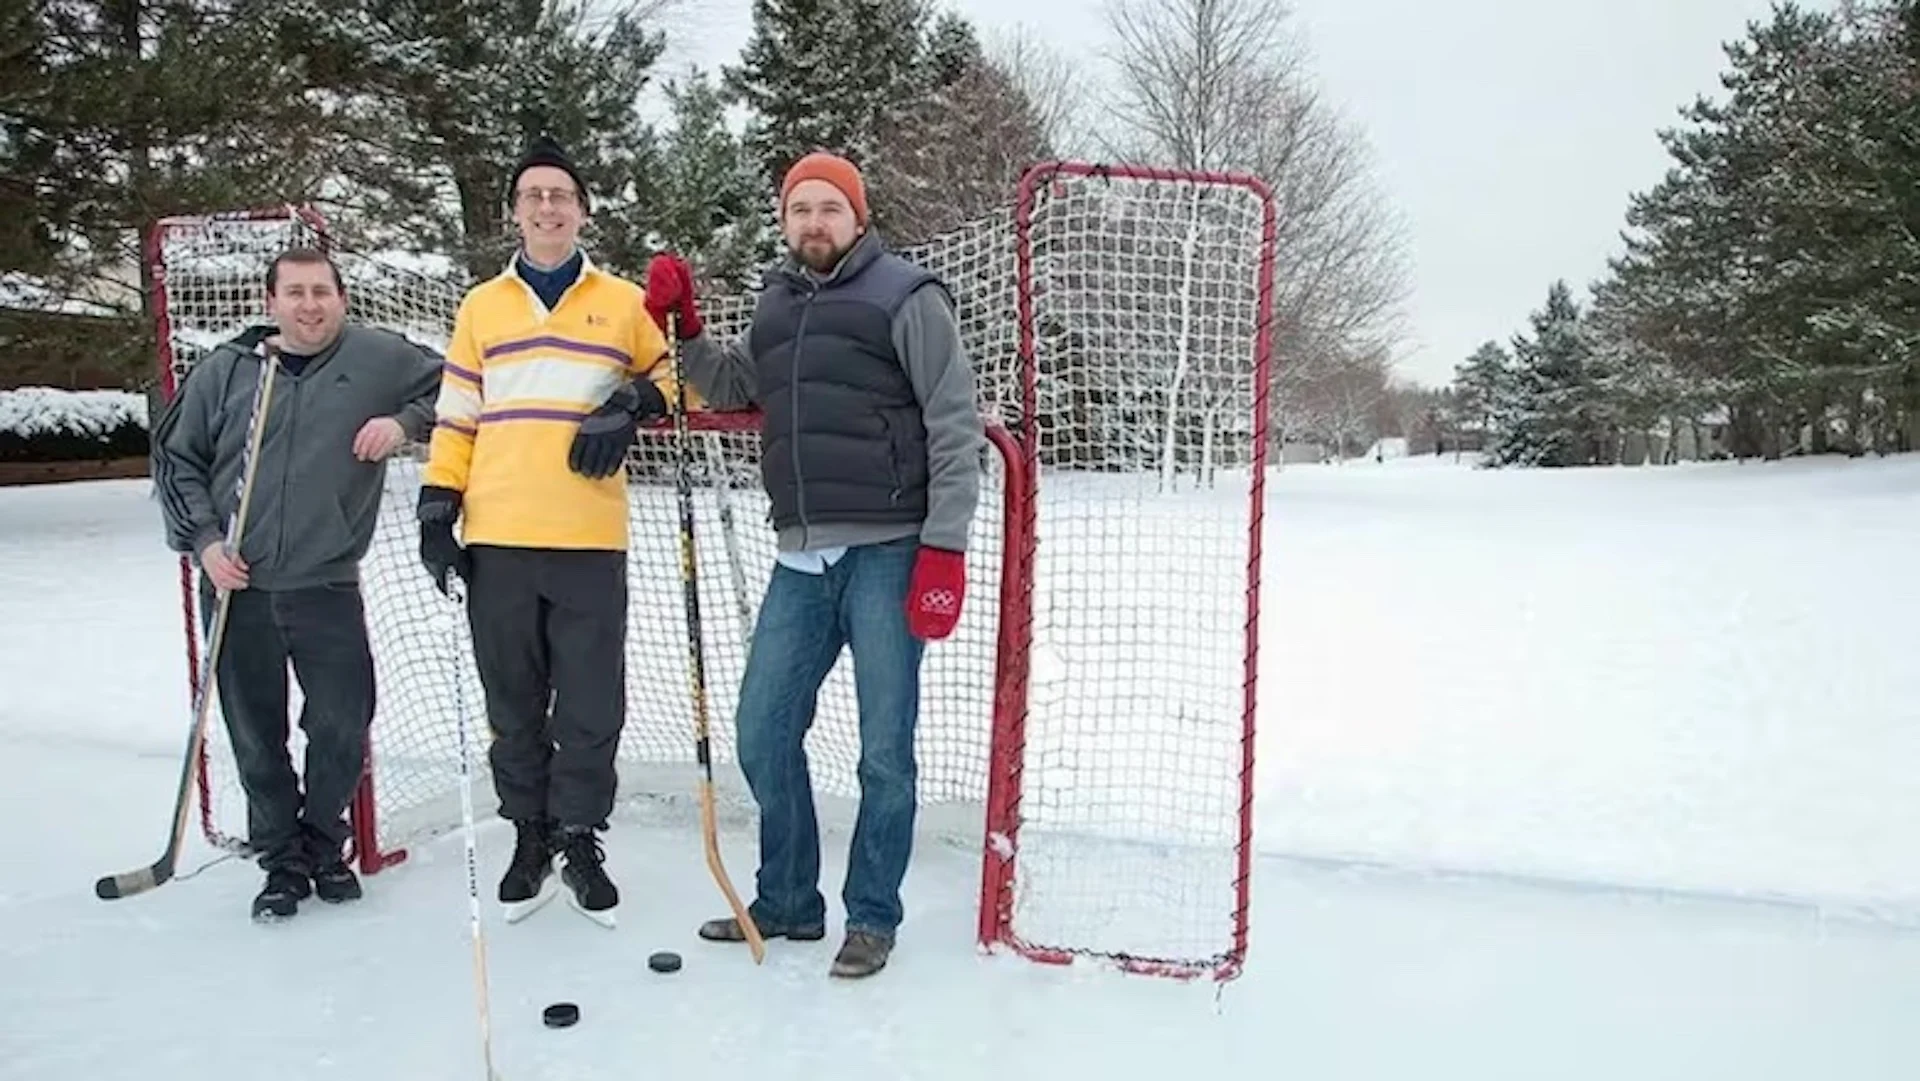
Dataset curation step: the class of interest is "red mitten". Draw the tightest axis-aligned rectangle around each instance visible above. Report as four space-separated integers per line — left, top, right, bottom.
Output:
643 253 702 339
906 547 966 640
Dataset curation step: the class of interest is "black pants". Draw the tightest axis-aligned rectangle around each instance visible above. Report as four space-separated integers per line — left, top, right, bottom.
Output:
201 579 376 874
465 545 628 828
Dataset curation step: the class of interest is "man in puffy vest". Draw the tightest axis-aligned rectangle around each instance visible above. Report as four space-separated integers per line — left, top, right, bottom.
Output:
644 150 983 978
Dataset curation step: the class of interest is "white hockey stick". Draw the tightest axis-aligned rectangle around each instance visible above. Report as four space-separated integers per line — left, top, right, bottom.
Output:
700 430 757 641
444 579 501 1080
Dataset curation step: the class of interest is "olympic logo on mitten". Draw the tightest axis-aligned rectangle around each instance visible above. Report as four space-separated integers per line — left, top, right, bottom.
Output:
919 588 958 614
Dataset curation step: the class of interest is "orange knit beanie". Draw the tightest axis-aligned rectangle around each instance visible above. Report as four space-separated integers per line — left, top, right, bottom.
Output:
780 151 868 225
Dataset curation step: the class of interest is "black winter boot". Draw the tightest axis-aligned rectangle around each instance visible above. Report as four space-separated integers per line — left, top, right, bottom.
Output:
499 818 558 922
251 867 312 922
558 824 618 927
312 860 362 903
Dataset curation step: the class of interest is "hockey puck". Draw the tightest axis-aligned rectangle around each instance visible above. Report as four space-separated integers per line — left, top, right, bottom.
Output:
648 950 682 973
543 1002 580 1029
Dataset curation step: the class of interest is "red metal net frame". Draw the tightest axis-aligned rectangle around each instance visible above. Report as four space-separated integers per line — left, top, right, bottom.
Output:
977 162 1275 981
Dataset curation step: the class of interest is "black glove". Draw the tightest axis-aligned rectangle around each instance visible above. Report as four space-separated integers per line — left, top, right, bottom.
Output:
568 379 668 479
416 485 470 595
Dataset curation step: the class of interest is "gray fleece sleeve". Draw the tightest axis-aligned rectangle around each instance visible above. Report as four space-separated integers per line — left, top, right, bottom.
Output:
679 329 758 409
894 284 984 552
150 353 230 556
392 337 444 442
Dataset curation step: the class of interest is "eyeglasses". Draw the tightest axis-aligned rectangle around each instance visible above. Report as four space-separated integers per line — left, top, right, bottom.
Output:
516 187 579 208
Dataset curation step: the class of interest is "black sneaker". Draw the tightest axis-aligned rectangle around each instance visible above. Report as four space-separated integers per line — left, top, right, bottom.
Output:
251 867 312 922
558 824 618 928
499 818 557 923
312 861 362 903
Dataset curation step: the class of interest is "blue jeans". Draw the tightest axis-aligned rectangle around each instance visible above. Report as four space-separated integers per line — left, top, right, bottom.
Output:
734 538 926 939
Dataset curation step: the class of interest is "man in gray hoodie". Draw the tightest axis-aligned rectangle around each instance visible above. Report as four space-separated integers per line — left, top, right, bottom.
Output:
151 247 441 922
642 151 984 978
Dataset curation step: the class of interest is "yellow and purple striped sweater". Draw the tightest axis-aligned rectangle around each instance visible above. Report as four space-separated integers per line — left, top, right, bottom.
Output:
422 255 676 551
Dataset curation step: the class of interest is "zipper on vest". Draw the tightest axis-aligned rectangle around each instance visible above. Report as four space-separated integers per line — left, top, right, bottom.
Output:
791 284 817 542
880 410 902 504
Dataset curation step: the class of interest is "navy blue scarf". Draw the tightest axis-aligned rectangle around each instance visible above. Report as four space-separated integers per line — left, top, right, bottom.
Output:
516 249 584 310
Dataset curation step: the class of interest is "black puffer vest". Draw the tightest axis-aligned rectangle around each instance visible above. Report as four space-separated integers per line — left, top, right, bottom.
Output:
748 234 944 536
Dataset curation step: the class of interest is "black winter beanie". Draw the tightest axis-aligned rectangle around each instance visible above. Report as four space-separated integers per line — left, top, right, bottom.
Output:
508 134 590 211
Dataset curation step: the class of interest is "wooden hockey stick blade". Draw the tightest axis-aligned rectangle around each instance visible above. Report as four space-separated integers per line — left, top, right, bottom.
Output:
94 856 172 900
700 781 766 963
94 592 229 900
92 787 184 898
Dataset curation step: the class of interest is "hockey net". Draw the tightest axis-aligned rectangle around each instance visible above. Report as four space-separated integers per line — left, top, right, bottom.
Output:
149 162 1272 980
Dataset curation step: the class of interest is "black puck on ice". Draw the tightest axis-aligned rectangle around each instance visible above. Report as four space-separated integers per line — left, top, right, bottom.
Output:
648 950 682 973
543 1002 580 1029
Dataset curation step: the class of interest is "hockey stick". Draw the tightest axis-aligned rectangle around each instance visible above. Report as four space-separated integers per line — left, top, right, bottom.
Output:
97 342 280 900
444 580 501 1080
667 315 766 963
700 430 757 641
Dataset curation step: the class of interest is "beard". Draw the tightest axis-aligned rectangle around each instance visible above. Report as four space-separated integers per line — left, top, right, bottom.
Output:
793 234 853 273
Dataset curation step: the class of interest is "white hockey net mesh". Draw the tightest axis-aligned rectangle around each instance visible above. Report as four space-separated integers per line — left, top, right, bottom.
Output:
990 167 1269 976
153 166 1270 979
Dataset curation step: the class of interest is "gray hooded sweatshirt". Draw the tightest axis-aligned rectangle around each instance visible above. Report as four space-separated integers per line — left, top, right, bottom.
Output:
151 324 441 591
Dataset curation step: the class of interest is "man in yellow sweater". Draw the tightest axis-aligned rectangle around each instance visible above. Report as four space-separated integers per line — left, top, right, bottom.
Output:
415 135 670 927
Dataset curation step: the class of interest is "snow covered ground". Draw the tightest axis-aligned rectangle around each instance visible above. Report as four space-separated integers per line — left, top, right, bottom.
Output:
4 453 1918 1080
1259 452 1920 917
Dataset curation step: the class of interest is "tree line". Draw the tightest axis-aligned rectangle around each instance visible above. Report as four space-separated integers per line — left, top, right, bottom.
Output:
1428 0 1920 467
4 0 1409 458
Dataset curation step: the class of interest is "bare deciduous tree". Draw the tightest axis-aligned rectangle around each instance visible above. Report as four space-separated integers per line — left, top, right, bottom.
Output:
868 54 1053 246
1281 342 1392 458
983 24 1097 159
1102 0 1305 171
1099 0 1411 447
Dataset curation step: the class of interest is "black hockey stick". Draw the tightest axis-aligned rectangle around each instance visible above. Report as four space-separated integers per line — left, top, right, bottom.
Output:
666 314 765 962
96 343 280 900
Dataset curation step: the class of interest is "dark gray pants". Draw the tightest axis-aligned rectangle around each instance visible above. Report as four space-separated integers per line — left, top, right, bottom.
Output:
201 579 376 874
464 545 628 828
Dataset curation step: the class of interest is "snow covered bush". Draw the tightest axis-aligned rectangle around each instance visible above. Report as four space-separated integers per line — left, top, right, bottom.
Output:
0 387 151 462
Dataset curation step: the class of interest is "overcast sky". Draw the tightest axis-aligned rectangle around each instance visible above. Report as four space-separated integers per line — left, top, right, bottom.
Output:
653 0 1827 387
